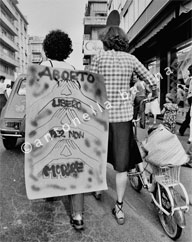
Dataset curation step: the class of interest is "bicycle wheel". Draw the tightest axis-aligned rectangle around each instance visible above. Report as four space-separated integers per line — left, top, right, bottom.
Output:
155 185 182 240
129 165 142 192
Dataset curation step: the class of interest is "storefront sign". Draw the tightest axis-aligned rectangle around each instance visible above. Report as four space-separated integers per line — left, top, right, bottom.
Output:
83 40 103 55
25 65 108 199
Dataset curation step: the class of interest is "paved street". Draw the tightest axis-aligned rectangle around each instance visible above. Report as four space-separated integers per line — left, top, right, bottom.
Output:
0 123 192 242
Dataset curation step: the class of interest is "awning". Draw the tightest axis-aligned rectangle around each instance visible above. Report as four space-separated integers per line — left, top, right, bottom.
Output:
128 0 192 53
134 12 175 50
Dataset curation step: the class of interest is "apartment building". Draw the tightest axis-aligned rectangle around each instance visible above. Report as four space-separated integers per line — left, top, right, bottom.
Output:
0 0 28 81
83 0 108 69
28 36 44 64
109 0 192 123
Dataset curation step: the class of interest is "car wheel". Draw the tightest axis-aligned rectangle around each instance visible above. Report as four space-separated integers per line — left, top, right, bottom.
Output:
2 137 17 150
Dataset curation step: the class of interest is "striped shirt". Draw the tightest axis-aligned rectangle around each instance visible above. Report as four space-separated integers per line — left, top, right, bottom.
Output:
90 50 157 122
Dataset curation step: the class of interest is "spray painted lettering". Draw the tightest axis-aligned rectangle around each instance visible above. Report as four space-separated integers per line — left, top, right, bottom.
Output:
42 161 84 178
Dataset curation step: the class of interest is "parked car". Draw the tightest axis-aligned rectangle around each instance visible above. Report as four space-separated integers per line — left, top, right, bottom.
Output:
0 74 26 149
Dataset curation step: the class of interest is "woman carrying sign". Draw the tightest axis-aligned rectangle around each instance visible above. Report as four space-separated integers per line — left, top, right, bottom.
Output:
41 29 84 230
90 11 157 225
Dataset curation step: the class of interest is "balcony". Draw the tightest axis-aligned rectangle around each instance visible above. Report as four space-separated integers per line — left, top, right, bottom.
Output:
0 34 19 51
0 14 18 35
84 16 107 34
31 57 41 63
0 52 19 67
32 49 42 53
1 0 17 20
84 16 107 26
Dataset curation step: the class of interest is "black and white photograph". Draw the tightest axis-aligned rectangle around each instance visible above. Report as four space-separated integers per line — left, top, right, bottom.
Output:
0 0 192 241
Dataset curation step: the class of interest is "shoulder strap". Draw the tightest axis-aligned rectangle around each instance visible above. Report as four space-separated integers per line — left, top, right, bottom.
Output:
49 59 53 67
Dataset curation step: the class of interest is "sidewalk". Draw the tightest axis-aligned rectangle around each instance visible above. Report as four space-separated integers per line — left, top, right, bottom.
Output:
137 119 192 205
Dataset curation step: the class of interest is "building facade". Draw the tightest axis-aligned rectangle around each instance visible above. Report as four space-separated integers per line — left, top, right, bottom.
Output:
28 36 44 64
109 0 192 123
83 0 108 69
0 0 28 81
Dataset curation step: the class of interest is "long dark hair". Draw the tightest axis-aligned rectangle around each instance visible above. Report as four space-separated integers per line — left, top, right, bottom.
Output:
99 26 129 52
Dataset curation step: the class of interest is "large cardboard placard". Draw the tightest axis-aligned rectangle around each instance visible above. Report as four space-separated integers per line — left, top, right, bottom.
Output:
25 65 108 199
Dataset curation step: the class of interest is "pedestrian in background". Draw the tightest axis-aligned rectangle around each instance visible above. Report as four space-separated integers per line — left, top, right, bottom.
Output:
145 85 161 124
179 64 192 136
133 79 147 119
0 75 7 117
90 24 157 225
161 93 178 134
41 29 84 230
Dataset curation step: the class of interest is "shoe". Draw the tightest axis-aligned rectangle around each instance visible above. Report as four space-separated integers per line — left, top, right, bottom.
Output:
70 216 84 230
93 191 102 200
112 201 125 225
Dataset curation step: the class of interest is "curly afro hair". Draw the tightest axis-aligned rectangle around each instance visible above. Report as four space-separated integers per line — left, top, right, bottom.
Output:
43 29 73 61
99 26 129 52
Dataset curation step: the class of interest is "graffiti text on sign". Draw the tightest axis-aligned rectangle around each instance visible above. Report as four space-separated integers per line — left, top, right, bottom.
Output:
38 67 95 84
49 129 84 139
42 161 84 178
52 98 81 109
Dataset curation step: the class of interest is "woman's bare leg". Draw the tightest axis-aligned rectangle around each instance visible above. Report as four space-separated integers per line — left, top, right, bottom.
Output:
116 171 128 202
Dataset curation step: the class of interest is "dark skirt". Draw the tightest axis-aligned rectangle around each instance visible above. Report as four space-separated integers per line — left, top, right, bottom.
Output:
107 121 142 172
0 94 7 116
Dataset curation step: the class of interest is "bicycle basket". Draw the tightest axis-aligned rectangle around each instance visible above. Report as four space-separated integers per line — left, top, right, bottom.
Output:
153 165 181 185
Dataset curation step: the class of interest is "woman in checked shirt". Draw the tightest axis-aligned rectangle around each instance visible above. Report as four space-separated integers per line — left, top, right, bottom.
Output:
90 26 157 225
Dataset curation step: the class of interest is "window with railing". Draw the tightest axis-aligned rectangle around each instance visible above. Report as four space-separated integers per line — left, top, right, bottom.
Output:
1 27 14 41
90 3 107 16
1 9 14 25
0 63 15 75
2 46 15 59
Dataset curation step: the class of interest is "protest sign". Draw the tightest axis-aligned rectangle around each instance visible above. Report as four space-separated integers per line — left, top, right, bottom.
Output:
25 65 108 199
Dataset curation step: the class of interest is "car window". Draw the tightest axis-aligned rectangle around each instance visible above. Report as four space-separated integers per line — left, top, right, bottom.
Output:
18 78 26 96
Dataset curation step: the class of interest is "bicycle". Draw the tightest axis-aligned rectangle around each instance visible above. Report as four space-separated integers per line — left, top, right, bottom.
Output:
129 109 189 240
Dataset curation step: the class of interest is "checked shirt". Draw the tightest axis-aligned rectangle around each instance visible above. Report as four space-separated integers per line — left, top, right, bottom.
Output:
90 50 157 123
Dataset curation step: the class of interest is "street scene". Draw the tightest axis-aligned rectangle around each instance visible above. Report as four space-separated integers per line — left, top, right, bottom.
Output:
0 124 192 242
0 0 192 242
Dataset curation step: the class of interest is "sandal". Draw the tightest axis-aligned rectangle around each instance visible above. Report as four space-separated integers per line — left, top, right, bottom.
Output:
70 214 84 230
92 191 102 200
112 201 125 225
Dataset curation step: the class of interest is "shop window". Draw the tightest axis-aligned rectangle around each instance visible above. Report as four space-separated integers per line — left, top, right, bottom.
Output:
147 59 161 103
170 42 192 123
